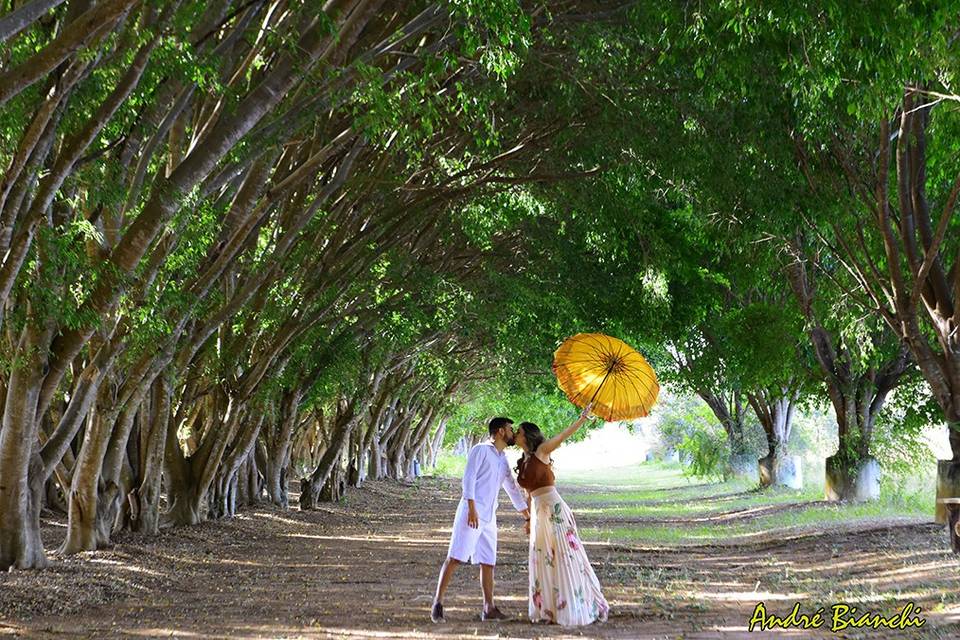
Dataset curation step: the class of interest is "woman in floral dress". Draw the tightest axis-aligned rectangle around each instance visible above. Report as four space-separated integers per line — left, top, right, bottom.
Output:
515 404 609 626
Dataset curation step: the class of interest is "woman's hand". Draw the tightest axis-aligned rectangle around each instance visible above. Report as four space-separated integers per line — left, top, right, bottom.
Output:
579 402 594 420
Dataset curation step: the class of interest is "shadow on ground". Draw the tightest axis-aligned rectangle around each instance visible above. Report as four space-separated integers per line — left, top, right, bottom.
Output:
1 477 958 639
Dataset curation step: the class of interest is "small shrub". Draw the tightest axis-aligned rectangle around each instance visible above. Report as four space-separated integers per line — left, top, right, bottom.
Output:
677 429 730 482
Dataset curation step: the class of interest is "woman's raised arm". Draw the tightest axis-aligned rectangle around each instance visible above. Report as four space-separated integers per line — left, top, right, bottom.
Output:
539 403 594 456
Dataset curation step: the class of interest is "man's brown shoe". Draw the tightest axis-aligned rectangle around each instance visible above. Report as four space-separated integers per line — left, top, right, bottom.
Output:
481 606 511 621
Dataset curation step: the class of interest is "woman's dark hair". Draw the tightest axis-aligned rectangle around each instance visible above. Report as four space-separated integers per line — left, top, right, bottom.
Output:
515 422 549 476
518 422 545 454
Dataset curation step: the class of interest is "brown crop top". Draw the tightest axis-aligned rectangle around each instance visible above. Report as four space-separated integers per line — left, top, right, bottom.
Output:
517 454 555 491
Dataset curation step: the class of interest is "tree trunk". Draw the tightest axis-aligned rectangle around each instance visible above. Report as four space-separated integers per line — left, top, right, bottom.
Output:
208 412 264 519
454 433 480 456
263 451 289 508
62 358 161 552
0 454 47 569
62 406 118 554
300 401 357 509
949 504 960 554
403 406 437 480
388 442 406 480
320 454 345 502
0 0 69 46
209 470 238 520
0 327 50 569
425 418 447 471
235 459 250 509
700 390 749 455
933 457 960 553
700 390 756 480
346 426 364 488
162 415 203 526
262 404 299 508
131 378 170 534
43 476 67 515
240 449 260 507
825 455 880 502
823 390 885 502
935 459 960 523
262 390 298 507
749 389 801 489
367 433 384 480
299 476 319 510
787 251 912 501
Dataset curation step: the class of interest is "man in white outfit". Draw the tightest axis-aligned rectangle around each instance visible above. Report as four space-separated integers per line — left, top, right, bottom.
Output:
431 417 529 622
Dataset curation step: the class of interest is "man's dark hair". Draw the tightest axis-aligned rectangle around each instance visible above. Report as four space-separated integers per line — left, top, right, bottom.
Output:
488 417 514 436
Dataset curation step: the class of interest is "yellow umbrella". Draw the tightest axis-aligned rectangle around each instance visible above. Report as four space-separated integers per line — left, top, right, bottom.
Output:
552 332 659 422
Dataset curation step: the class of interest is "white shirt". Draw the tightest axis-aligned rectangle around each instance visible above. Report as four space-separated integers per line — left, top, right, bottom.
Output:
461 441 527 523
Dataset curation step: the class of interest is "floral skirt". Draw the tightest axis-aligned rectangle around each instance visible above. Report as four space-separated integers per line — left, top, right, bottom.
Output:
529 487 609 626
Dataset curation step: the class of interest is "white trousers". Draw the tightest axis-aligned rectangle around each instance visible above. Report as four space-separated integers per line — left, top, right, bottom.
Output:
446 498 498 565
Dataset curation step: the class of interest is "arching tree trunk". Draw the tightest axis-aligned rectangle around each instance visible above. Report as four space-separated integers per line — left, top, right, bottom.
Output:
425 417 447 471
300 398 357 510
130 378 170 534
61 405 121 554
299 476 319 510
319 452 346 502
346 427 364 488
367 431 384 480
162 403 204 527
0 326 51 569
262 390 299 507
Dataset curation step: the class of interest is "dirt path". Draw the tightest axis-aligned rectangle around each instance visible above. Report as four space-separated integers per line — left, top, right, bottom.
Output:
2 477 960 639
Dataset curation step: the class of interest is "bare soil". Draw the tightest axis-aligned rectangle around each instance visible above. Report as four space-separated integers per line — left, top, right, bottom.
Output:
1 477 959 639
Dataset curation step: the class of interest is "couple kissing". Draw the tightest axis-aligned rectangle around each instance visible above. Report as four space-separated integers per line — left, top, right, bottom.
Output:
431 404 609 627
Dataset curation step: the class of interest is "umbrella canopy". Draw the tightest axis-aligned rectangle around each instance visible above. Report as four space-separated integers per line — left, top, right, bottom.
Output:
552 333 659 422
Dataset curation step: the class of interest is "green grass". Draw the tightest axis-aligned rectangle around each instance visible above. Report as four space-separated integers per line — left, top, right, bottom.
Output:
426 451 466 477
432 453 936 547
556 461 935 546
561 460 693 490
580 498 932 545
571 488 824 518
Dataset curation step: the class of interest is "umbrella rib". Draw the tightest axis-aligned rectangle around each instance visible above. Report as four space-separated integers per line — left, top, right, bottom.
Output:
574 333 600 351
618 359 657 390
622 372 656 415
597 337 622 372
612 358 650 403
556 344 610 391
557 341 609 368
609 371 622 421
623 371 650 393
555 357 614 366
585 338 611 363
560 335 605 361
569 364 604 404
620 367 650 415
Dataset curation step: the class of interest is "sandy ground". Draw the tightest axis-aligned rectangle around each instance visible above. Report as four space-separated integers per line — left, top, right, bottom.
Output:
2 475 960 639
